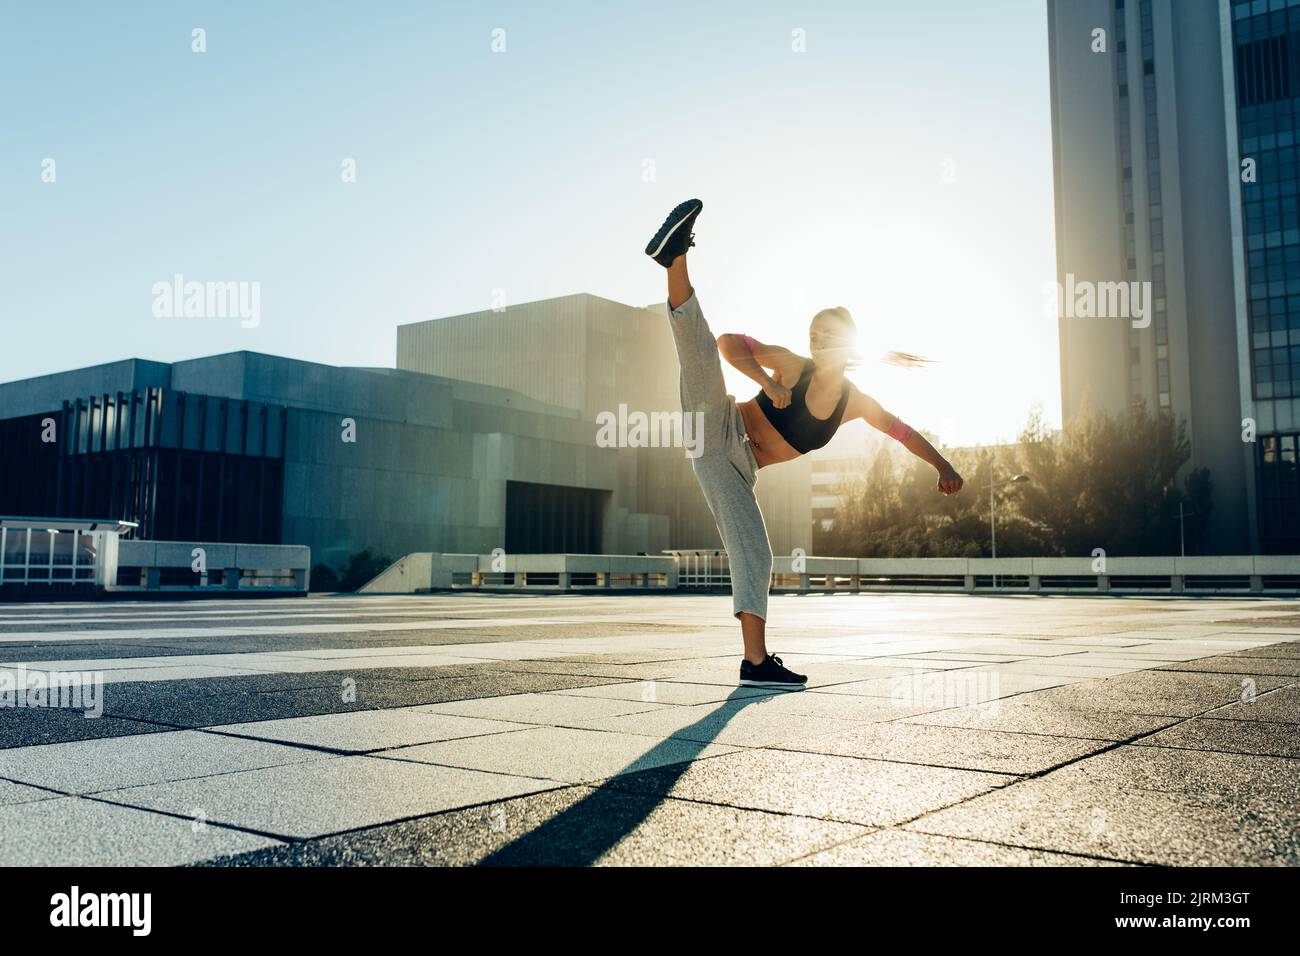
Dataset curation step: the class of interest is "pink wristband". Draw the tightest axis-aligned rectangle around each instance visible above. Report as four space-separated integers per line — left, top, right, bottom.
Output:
740 334 757 353
887 418 913 443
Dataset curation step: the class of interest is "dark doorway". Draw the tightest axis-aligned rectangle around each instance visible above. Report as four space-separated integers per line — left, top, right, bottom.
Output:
505 481 608 554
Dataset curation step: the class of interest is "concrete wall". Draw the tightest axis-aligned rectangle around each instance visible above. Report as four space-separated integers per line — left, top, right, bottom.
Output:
202 352 661 570
0 359 172 418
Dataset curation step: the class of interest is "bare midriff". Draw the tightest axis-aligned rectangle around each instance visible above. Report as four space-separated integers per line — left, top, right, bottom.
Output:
738 398 802 469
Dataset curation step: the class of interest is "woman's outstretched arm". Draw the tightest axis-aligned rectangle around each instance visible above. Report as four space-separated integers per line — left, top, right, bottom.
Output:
850 386 964 496
716 334 796 409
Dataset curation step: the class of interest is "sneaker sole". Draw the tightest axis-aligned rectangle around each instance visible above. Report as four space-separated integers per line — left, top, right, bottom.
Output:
645 199 703 260
739 678 807 689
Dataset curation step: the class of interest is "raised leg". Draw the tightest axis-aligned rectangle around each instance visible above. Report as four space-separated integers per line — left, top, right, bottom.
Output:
663 255 732 457
667 253 693 310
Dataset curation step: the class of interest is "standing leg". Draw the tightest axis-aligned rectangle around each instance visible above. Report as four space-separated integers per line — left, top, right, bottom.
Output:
739 613 768 665
692 453 771 623
647 200 804 688
691 451 801 687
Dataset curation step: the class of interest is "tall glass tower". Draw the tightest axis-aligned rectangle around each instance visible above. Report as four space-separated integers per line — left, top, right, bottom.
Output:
1227 0 1300 553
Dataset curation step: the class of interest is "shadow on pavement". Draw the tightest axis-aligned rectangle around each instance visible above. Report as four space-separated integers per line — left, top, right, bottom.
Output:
477 687 777 866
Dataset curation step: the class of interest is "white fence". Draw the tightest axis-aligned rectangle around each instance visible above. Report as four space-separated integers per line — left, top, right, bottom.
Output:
364 550 1300 596
361 553 678 593
0 518 129 589
0 517 310 597
670 551 1300 595
114 541 311 594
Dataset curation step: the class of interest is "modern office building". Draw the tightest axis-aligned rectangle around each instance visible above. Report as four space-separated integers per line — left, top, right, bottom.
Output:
1046 0 1291 553
1225 0 1300 553
0 294 812 575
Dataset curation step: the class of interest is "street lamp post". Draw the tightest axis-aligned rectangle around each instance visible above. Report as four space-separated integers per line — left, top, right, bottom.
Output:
989 468 1031 588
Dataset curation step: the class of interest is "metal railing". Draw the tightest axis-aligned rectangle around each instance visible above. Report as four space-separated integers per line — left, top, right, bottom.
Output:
0 517 135 590
671 552 1300 595
361 553 678 593
365 550 1299 596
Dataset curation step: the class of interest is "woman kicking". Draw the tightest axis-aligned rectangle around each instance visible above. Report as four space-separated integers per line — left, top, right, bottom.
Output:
645 198 965 688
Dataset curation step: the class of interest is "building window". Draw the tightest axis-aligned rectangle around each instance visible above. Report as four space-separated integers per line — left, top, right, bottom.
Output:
1259 432 1300 553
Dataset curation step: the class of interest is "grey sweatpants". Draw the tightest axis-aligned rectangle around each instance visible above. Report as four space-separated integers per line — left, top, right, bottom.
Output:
667 291 772 621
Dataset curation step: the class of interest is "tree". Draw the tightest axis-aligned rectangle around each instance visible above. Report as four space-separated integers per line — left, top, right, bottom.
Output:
823 404 1214 558
1016 403 1204 555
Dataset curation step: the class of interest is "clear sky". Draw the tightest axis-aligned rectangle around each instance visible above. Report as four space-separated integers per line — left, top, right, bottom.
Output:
2 0 1058 447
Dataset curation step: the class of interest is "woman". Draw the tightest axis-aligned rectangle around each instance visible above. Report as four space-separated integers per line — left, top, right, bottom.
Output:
645 198 965 688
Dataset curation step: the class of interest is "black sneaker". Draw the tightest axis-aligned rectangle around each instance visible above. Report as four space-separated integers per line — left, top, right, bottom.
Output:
739 654 807 689
645 199 703 267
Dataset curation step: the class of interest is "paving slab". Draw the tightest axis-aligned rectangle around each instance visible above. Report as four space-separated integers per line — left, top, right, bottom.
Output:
577 696 874 748
899 698 1180 741
741 688 938 722
0 708 167 750
200 785 866 867
788 828 1132 866
0 796 283 866
853 656 996 671
100 671 627 728
1157 655 1300 678
375 725 742 783
1039 742 1300 807
778 721 1114 774
0 729 325 794
956 660 1149 678
410 691 674 727
810 671 1079 702
96 755 561 839
469 659 685 680
602 747 1011 826
1202 684 1300 723
208 709 532 753
908 777 1300 866
0 778 62 807
1024 671 1295 717
1131 717 1300 759
551 680 779 706
1220 642 1300 659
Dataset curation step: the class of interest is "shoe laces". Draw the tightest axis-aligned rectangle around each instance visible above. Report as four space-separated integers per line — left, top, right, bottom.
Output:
769 654 782 667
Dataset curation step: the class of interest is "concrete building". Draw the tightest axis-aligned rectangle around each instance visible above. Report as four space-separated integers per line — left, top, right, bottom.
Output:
0 294 812 575
1046 0 1270 552
397 292 813 556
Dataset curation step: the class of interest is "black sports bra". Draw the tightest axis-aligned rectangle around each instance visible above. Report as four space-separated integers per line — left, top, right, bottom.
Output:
754 359 850 454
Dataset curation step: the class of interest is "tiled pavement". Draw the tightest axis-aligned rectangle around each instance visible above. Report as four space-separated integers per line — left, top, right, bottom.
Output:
0 592 1297 866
